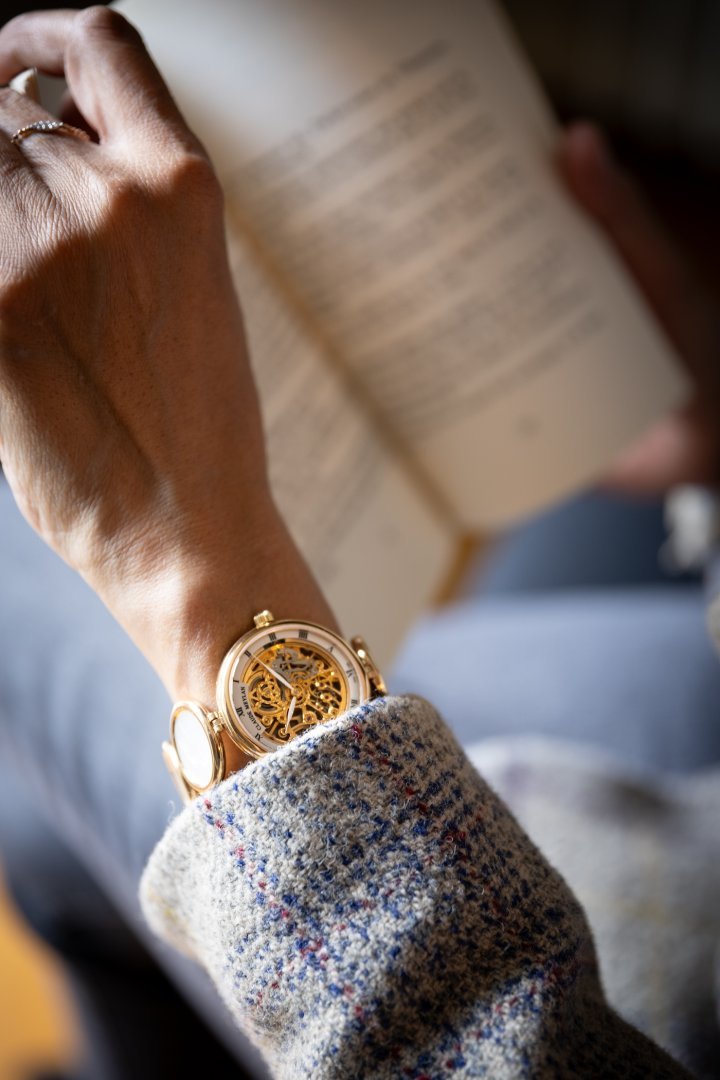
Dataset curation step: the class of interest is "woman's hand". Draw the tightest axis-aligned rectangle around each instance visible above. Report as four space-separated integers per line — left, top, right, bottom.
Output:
558 122 720 495
0 8 334 701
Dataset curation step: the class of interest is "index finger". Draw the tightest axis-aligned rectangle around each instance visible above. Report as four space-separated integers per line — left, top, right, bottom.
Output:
0 7 195 149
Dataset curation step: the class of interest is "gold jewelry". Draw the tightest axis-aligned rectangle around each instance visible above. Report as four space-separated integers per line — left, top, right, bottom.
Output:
164 610 385 803
11 119 91 146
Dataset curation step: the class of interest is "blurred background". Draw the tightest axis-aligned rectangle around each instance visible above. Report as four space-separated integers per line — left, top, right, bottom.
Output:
1 0 719 1076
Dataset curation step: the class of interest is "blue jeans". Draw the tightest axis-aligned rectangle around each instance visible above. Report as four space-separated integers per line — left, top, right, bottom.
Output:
393 493 720 771
1 479 719 1077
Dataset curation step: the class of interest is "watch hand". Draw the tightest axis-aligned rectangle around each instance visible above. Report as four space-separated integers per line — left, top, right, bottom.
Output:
281 695 297 737
255 656 293 691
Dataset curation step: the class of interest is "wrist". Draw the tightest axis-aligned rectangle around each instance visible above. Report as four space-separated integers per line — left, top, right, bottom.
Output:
109 503 337 703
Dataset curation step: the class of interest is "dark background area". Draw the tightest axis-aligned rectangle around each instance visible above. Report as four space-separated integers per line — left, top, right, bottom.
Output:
504 0 720 296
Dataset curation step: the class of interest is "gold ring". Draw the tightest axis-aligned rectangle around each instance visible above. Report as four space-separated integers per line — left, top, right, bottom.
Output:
10 119 90 146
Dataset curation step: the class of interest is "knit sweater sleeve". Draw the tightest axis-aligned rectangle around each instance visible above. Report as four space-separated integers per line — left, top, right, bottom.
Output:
139 695 687 1079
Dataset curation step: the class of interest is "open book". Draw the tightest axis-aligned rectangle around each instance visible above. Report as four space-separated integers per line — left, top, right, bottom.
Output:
116 0 688 665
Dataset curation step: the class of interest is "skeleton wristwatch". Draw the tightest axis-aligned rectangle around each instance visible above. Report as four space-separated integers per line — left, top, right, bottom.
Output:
163 610 385 802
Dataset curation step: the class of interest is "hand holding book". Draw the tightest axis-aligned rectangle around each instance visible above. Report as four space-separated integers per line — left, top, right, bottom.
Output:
559 122 720 495
115 0 691 661
0 8 334 703
0 0 707 681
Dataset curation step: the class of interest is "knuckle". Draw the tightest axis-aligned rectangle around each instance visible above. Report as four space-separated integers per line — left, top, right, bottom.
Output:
0 149 26 189
0 269 39 342
0 194 65 285
0 288 21 335
0 13 34 64
1 12 33 38
172 151 222 196
161 151 224 213
98 155 224 239
105 176 149 222
0 86 20 110
73 6 142 45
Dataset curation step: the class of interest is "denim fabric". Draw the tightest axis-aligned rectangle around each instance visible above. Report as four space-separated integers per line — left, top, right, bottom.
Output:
391 588 720 772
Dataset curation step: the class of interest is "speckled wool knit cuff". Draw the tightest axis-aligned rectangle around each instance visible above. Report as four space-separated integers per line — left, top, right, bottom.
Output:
140 695 687 1079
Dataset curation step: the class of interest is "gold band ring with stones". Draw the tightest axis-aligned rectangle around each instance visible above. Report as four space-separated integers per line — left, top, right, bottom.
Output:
11 120 91 146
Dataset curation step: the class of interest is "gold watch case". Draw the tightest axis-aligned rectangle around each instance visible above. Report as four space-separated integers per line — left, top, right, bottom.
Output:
166 611 385 802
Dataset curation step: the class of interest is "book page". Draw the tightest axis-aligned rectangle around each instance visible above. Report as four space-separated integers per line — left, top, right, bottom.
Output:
118 0 689 528
219 224 455 666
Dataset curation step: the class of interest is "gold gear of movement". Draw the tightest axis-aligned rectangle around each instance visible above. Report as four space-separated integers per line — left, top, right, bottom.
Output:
245 641 347 742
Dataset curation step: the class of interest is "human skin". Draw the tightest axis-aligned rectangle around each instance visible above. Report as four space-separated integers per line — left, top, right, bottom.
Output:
0 6 336 715
557 123 720 494
0 9 716 713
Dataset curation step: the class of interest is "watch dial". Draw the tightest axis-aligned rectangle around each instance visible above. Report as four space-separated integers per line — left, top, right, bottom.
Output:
225 622 367 754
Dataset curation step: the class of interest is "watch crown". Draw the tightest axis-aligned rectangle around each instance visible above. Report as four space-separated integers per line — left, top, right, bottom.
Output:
351 636 387 698
254 610 275 629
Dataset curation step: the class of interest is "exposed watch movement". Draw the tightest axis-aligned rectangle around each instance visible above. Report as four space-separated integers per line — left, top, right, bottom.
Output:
165 610 385 801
